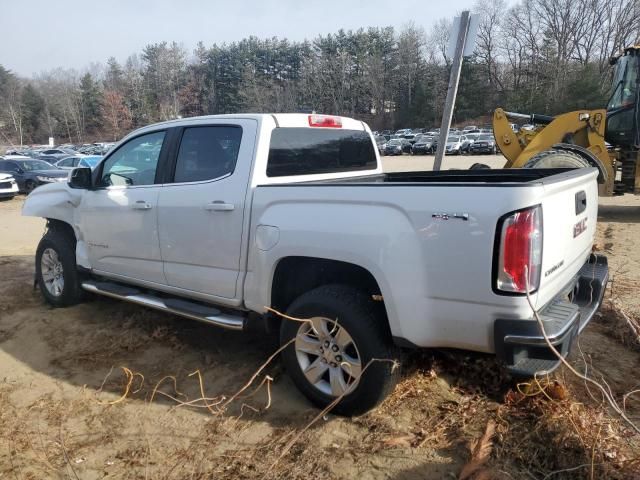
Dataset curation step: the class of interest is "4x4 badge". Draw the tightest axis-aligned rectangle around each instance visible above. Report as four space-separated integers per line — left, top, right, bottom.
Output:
432 213 469 221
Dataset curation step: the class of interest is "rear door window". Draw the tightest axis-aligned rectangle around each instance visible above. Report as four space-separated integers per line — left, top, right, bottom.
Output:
173 126 242 183
267 128 377 177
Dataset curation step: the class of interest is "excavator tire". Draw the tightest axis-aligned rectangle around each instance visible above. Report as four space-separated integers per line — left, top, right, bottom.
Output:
523 149 590 169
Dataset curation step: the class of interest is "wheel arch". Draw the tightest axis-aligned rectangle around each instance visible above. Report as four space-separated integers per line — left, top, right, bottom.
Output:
267 256 390 333
550 143 609 185
46 218 76 241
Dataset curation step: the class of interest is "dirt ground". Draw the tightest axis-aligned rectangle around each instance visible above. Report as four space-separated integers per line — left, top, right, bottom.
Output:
1 159 639 479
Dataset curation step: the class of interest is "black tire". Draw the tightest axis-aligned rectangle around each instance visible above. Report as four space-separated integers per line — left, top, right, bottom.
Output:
35 227 83 307
280 284 400 416
24 180 37 194
470 162 491 170
523 149 590 169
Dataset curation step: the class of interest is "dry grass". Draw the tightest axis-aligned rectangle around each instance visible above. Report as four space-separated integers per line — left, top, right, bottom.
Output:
597 300 640 351
2 271 639 479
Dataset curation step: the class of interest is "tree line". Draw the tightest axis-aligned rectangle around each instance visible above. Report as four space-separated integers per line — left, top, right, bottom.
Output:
0 0 638 146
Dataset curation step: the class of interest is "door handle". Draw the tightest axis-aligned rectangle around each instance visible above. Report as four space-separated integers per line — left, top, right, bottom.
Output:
131 200 152 210
204 201 235 212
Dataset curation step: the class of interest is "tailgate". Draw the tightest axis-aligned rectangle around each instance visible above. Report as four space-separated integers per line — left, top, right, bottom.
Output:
535 168 599 308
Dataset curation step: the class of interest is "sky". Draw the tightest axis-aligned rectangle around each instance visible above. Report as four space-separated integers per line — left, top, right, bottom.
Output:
2 0 480 76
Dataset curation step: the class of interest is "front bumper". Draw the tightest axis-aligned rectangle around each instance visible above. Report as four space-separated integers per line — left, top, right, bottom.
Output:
0 182 19 197
470 145 494 153
412 146 431 154
494 254 609 376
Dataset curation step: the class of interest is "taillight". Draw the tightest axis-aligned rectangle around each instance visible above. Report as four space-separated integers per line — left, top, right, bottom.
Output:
308 114 342 128
496 206 542 293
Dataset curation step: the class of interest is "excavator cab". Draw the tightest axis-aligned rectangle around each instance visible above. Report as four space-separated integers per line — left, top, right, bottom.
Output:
606 47 640 148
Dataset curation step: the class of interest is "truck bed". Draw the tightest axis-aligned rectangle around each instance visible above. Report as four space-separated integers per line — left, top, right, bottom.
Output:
266 168 587 186
250 167 599 352
381 168 576 184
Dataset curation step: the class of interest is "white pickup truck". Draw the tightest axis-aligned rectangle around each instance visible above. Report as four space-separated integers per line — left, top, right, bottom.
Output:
23 114 608 415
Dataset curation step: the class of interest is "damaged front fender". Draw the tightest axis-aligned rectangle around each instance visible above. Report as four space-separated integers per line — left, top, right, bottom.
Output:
22 182 83 227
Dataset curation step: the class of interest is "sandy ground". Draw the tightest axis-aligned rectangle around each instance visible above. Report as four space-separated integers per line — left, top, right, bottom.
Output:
0 157 639 479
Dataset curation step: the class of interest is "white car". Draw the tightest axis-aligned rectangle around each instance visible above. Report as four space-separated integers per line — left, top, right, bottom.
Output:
23 113 608 415
0 172 18 199
445 135 463 154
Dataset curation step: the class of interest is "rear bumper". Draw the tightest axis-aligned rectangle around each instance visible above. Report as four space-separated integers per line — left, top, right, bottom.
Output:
494 254 608 376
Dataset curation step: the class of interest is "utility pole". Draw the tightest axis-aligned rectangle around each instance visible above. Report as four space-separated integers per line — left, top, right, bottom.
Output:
433 11 474 171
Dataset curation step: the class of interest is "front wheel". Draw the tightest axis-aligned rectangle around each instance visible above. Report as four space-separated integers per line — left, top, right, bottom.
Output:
523 149 590 169
280 285 400 416
24 180 37 194
36 228 83 307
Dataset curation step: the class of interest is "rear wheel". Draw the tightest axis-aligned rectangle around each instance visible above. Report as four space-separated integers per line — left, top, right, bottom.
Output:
523 149 590 169
280 284 401 416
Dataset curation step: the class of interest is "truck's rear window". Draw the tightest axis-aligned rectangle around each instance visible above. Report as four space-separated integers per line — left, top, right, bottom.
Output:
267 128 377 177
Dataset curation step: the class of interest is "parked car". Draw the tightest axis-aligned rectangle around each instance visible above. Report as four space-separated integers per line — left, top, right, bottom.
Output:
54 156 86 170
0 172 19 199
5 148 39 158
383 139 403 155
395 129 412 137
463 125 478 132
373 136 386 153
0 157 69 193
411 135 435 154
445 135 463 155
78 155 103 170
36 148 77 163
469 134 497 154
460 133 480 153
22 113 607 416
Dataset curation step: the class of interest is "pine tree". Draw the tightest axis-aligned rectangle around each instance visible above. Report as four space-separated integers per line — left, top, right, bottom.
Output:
80 73 103 137
21 84 45 143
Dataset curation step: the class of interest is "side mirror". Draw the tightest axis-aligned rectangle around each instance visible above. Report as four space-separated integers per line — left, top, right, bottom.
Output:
69 167 92 189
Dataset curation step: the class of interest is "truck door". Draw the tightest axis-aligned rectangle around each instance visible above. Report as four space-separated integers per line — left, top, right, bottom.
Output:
77 130 167 284
157 119 257 301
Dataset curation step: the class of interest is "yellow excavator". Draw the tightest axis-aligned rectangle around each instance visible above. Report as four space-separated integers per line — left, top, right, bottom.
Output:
492 46 640 196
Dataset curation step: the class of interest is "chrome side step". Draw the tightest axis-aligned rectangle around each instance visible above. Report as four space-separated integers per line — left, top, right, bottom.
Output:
81 280 245 331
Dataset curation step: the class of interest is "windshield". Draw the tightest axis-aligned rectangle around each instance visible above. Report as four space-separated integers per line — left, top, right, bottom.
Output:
17 160 56 171
609 53 638 110
478 135 493 141
388 140 401 145
448 136 460 142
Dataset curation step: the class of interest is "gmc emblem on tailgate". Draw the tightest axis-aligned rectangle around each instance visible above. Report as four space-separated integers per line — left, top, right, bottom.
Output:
573 218 587 238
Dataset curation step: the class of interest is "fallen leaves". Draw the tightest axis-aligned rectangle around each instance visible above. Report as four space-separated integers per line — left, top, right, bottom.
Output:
381 434 415 448
459 420 496 480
